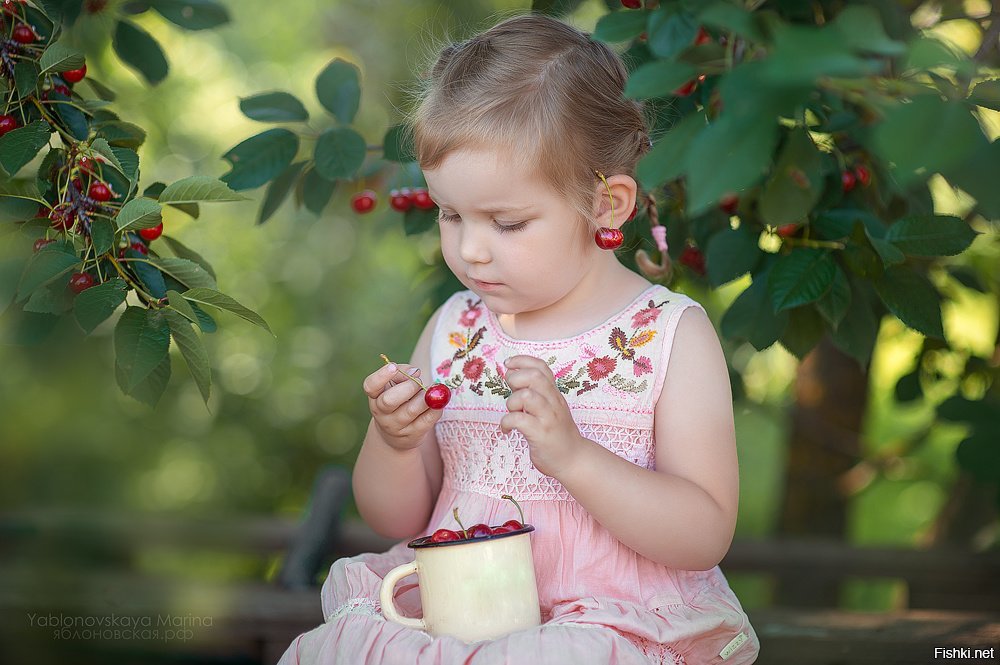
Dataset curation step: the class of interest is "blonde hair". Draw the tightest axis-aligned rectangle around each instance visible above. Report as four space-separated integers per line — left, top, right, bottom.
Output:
404 12 652 235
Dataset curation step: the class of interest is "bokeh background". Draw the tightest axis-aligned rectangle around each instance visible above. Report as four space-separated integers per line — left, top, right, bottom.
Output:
0 1 997 661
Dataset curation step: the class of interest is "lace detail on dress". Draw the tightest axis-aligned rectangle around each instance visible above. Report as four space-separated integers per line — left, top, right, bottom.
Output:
437 420 654 500
627 635 687 665
325 597 383 623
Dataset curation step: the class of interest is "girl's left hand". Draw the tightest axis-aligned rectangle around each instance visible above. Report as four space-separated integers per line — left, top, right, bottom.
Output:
500 355 584 478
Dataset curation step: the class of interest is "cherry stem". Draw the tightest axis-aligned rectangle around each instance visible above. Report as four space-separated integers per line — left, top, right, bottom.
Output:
501 494 525 525
379 353 426 390
452 507 468 539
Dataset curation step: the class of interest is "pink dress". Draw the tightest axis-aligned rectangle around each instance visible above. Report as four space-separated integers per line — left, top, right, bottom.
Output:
277 284 760 664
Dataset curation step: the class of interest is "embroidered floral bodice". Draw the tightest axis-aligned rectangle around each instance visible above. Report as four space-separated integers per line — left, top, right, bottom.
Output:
429 284 701 502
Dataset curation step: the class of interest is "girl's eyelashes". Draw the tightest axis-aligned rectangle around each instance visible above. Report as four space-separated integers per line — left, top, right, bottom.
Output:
437 211 528 234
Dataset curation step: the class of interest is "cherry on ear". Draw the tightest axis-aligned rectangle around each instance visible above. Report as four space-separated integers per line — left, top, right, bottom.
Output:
595 227 623 250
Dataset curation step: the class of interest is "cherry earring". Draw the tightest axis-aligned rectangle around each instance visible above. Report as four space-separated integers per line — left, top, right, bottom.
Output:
593 170 623 250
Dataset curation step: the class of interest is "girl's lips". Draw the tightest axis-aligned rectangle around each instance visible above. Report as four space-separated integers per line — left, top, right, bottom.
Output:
472 279 503 290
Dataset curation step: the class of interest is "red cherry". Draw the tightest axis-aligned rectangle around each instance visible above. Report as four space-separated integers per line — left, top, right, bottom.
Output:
424 383 451 410
674 79 698 97
350 189 376 213
777 224 799 238
62 64 87 84
466 523 492 539
33 238 55 252
429 528 461 543
12 24 34 43
627 204 638 222
84 0 108 13
49 206 76 231
411 188 435 210
501 519 523 530
139 223 163 241
679 246 706 276
1 0 25 14
78 155 100 175
88 181 112 202
68 272 95 294
0 114 18 137
694 27 711 46
595 227 623 250
854 164 871 187
841 170 857 193
490 525 517 535
620 0 641 7
389 189 412 212
719 193 739 215
52 84 71 97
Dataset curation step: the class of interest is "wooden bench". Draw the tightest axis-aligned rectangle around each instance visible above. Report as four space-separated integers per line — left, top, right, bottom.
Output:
1 466 997 664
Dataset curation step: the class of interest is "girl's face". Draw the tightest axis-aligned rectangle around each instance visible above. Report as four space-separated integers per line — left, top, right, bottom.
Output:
423 147 597 316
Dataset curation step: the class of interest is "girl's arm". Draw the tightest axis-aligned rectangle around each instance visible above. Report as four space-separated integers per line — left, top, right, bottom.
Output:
557 307 739 571
352 307 445 540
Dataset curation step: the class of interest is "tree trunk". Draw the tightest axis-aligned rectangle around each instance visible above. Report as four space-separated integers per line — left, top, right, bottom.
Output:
774 336 869 607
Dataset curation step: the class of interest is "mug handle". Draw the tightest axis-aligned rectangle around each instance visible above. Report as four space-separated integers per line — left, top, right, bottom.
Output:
378 561 425 631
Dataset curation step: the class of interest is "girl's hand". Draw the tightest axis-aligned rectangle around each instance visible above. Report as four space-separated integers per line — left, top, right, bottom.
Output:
363 362 442 452
500 355 584 477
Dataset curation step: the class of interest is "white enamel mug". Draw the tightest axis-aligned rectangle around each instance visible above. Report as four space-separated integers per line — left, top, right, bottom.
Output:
379 526 541 643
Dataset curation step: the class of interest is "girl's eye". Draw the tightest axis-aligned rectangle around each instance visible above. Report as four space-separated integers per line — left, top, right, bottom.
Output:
438 212 528 234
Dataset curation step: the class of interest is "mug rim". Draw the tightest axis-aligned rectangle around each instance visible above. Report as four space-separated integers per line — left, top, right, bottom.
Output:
408 525 535 549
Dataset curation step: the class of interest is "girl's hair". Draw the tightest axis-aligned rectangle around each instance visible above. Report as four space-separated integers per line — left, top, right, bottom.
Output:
404 12 652 235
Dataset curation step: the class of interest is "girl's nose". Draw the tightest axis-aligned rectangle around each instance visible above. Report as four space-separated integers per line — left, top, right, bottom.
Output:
458 224 491 264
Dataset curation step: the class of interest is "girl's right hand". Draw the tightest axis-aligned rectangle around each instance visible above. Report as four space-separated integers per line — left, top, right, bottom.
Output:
363 362 443 452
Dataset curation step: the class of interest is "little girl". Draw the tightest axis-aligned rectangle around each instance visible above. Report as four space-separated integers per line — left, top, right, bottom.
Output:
278 12 759 665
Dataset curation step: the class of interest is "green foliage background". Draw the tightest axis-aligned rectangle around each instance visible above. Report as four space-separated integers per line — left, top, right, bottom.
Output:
0 0 997 618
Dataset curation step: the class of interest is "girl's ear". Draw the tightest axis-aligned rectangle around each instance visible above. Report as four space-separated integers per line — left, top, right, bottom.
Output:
592 174 638 229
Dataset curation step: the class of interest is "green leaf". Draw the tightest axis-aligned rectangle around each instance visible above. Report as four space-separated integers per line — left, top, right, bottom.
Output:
684 114 779 216
74 278 128 334
159 235 216 280
637 111 704 190
190 302 217 333
383 124 415 163
873 96 985 187
816 263 851 329
53 91 90 141
16 244 79 301
884 215 979 257
39 41 85 74
94 120 147 149
759 128 823 226
220 128 299 191
182 287 272 335
403 206 437 236
147 0 229 30
239 91 309 122
697 2 764 43
115 346 171 407
873 265 944 339
720 267 788 351
0 122 51 177
159 175 245 204
647 8 698 59
768 248 836 312
593 8 647 43
956 433 1000 483
625 60 698 99
779 305 827 360
762 23 871 87
0 257 27 315
88 138 128 177
829 278 879 367
315 58 361 124
148 257 217 290
165 289 198 324
85 77 117 101
164 309 211 404
830 5 905 56
14 61 40 99
113 19 169 86
130 253 167 298
894 368 922 403
314 127 366 180
705 226 761 287
115 197 162 231
24 280 74 315
90 218 115 254
258 161 305 224
301 167 337 215
114 306 171 391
